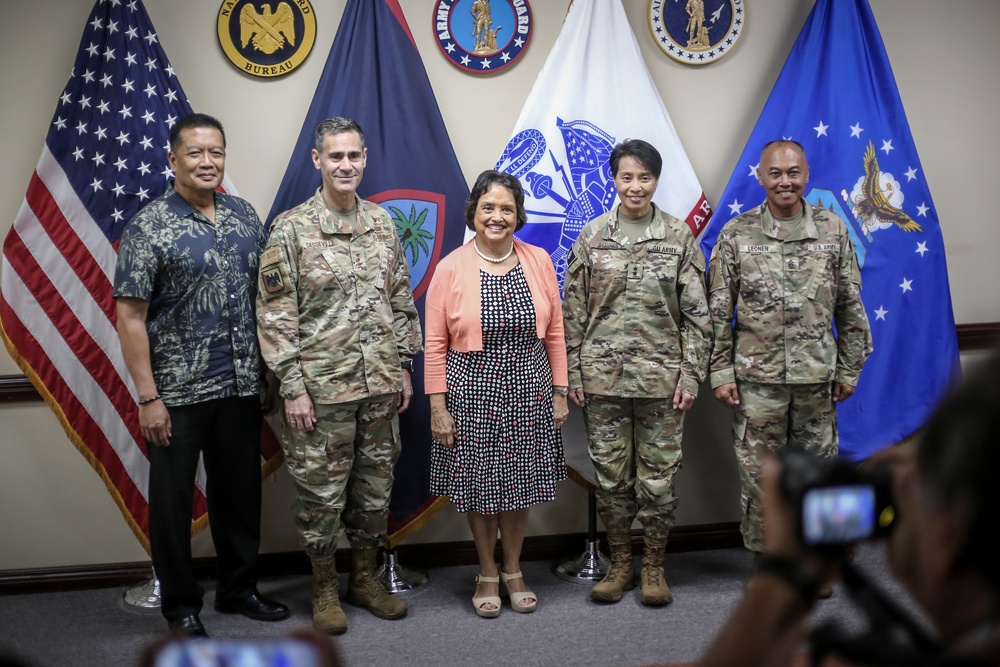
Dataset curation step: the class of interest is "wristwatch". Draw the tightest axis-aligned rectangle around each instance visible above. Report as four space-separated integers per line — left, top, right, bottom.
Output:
553 386 569 396
400 359 413 372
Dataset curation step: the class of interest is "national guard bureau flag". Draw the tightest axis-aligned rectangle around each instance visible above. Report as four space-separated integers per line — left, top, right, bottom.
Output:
699 0 959 462
267 0 469 545
496 0 711 290
0 0 282 552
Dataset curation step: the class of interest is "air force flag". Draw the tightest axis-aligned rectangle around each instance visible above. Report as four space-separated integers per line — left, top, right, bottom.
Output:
496 0 710 287
700 0 959 461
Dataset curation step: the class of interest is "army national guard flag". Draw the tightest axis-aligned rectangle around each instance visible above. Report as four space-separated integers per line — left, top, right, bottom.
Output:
700 0 959 462
267 0 468 545
495 0 711 287
0 0 283 552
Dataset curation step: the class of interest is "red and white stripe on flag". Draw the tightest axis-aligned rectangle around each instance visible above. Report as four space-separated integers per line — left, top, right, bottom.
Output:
0 0 281 553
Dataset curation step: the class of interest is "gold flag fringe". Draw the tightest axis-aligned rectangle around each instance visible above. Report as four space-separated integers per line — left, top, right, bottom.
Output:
1 318 152 555
387 495 450 549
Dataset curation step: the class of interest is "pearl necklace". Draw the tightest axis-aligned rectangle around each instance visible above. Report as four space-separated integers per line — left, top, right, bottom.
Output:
474 239 514 263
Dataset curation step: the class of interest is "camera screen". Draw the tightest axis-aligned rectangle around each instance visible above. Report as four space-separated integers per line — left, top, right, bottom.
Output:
802 484 876 545
154 638 321 667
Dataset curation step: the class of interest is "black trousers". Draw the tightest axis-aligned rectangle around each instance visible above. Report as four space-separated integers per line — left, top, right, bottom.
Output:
147 395 262 621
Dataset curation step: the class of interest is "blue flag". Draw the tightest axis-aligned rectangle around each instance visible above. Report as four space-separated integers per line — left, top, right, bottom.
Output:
699 0 959 462
267 0 468 544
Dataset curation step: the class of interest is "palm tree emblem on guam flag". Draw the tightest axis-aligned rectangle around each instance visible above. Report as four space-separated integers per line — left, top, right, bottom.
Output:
370 189 445 300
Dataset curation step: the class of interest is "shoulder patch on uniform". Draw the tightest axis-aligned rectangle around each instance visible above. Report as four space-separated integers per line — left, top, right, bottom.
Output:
261 247 283 266
259 244 292 299
262 266 285 294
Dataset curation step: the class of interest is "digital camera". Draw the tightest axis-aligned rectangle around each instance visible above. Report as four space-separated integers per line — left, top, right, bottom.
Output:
777 447 897 548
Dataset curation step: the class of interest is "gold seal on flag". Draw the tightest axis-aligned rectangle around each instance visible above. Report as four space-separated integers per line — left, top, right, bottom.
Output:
217 0 316 78
648 0 744 66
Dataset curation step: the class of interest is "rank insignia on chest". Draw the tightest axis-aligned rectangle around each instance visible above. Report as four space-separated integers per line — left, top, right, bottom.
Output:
627 262 644 280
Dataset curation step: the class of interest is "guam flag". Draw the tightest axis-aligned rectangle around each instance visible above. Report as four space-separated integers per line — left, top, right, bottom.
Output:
699 0 959 461
267 0 468 544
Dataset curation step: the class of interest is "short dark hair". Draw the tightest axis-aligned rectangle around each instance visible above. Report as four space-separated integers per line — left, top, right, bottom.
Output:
918 351 1000 596
609 139 662 179
760 139 805 157
314 117 365 152
169 113 225 151
464 170 528 232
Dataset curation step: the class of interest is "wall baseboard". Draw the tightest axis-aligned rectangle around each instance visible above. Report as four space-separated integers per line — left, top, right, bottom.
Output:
0 522 742 596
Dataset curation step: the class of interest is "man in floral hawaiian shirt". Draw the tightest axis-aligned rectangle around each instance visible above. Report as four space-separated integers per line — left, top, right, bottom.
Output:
114 113 287 637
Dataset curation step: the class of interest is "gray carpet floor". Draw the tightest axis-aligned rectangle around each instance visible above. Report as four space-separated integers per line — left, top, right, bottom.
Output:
0 544 925 667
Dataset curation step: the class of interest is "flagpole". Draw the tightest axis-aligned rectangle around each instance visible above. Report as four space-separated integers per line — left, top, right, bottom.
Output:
377 540 428 593
554 490 610 583
122 568 161 611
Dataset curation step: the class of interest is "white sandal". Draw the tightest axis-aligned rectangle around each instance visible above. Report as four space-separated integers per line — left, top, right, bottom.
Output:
473 574 501 618
500 570 537 613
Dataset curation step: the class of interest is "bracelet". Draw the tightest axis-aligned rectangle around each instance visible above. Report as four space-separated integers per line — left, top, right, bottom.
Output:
137 395 161 406
753 555 820 603
553 386 569 396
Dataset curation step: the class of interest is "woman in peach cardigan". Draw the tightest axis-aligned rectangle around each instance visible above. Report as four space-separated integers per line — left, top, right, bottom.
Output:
425 170 568 618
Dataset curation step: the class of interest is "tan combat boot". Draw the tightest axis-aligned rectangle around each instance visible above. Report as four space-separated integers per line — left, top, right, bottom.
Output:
590 534 635 603
345 548 407 620
310 555 348 634
639 535 673 605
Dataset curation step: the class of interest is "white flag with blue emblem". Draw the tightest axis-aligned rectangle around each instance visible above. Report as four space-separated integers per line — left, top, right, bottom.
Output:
495 0 710 287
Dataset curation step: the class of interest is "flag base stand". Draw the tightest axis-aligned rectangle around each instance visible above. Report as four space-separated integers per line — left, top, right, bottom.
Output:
554 538 610 583
122 569 161 612
553 491 609 583
377 549 427 593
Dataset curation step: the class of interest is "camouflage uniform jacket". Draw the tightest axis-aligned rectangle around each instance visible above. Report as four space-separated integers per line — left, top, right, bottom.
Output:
114 188 266 407
256 190 422 404
708 200 872 388
563 204 712 398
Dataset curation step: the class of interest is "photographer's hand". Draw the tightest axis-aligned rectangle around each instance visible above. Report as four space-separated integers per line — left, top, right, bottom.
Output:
699 458 840 667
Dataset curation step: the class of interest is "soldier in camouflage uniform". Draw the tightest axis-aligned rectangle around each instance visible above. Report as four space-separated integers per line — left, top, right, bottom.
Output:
256 117 422 634
563 140 712 606
708 140 872 568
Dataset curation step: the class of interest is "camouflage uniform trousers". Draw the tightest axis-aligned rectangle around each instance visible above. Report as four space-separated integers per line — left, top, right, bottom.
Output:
583 395 683 540
280 395 401 557
733 381 837 552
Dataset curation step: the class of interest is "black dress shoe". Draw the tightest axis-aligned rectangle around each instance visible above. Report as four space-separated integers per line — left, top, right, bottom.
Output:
167 614 208 637
214 592 290 621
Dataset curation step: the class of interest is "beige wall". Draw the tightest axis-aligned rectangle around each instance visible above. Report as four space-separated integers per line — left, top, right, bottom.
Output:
0 0 997 570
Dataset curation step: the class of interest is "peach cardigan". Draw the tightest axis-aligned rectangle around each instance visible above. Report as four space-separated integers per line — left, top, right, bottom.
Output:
423 238 569 394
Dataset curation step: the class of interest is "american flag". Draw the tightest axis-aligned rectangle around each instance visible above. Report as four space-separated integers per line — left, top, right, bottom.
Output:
0 0 281 552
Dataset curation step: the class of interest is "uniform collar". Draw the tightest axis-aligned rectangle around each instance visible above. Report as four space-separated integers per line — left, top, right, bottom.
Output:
602 203 670 245
313 190 374 236
759 199 819 241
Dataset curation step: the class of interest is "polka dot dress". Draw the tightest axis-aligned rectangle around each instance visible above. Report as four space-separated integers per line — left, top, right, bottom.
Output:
430 265 566 514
